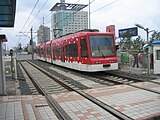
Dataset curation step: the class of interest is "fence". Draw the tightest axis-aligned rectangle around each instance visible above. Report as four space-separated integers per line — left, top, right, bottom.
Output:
117 51 149 72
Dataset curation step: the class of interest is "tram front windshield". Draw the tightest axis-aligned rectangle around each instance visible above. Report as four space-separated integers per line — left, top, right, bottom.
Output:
89 35 115 57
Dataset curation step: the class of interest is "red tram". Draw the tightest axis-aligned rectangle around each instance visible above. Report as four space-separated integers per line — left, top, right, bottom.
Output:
36 30 118 72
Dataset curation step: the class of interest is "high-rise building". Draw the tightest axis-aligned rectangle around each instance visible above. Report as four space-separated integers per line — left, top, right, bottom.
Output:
50 1 88 39
37 25 50 43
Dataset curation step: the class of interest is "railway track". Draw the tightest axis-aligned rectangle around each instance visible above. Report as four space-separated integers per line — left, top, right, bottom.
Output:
20 60 136 120
18 60 160 120
32 60 160 95
20 61 69 94
19 61 73 120
87 72 160 95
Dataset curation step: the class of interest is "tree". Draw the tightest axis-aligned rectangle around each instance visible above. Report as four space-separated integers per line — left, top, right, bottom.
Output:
119 33 145 67
131 36 144 52
120 32 132 50
119 32 144 52
17 42 22 53
23 46 28 52
150 31 160 42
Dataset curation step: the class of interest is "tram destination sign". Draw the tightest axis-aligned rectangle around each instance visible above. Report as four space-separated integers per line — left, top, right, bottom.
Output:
119 27 138 37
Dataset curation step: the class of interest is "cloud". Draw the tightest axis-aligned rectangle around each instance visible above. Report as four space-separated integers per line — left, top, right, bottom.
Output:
2 0 160 48
89 0 160 38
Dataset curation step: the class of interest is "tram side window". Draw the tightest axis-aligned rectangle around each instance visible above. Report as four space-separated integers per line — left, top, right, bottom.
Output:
40 48 44 54
52 48 55 60
157 50 160 60
80 39 88 57
38 48 40 54
72 44 78 57
56 46 61 56
47 47 51 55
36 48 39 54
65 43 78 57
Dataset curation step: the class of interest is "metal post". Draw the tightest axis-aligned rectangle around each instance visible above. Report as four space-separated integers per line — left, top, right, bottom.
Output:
88 0 91 29
13 56 17 79
0 41 6 95
134 24 151 76
146 28 151 75
9 49 14 78
31 28 34 60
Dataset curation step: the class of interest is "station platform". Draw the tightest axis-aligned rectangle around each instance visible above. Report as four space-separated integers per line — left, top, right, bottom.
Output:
1 83 160 120
83 85 160 120
1 62 160 120
51 84 160 120
0 95 59 120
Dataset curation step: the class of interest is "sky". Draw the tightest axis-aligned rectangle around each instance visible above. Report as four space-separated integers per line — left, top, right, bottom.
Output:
0 0 160 49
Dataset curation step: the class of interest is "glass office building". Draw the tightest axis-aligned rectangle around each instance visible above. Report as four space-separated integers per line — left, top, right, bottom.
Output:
50 1 88 39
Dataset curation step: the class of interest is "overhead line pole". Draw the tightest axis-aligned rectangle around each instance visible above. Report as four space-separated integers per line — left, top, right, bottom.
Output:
134 23 155 76
89 0 91 29
31 27 34 60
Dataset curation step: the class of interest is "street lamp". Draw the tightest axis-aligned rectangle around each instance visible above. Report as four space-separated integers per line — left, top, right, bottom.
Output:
134 23 152 75
134 23 150 43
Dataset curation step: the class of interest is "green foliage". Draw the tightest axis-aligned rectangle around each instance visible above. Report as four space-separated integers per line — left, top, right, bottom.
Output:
150 31 160 42
120 32 132 50
23 46 28 52
131 36 144 52
120 32 144 53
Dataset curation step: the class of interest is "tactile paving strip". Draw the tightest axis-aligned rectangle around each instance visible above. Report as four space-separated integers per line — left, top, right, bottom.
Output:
0 95 58 120
83 85 160 120
131 82 160 92
51 92 119 120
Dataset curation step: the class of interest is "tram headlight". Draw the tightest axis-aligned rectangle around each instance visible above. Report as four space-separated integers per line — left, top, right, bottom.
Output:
95 61 101 64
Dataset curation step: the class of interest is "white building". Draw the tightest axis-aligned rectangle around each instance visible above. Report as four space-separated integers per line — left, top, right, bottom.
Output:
50 1 88 39
37 25 50 43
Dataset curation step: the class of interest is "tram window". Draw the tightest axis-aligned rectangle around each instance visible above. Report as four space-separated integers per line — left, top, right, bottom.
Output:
40 48 44 54
52 48 55 60
36 48 39 54
65 43 78 57
72 43 78 57
47 47 51 55
80 39 88 57
65 45 70 56
38 48 40 54
56 46 61 56
89 35 115 57
157 50 160 60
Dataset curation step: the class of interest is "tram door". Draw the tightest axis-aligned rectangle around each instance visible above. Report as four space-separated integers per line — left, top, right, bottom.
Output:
80 38 88 58
80 38 88 63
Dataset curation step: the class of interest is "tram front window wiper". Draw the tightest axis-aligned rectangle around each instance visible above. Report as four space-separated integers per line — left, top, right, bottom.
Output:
98 46 105 58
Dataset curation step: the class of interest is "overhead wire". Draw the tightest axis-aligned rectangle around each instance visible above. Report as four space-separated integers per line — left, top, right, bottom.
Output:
26 0 119 42
33 12 51 30
48 0 119 36
49 0 95 29
20 0 40 32
33 0 86 31
47 0 119 29
33 0 83 33
26 0 50 31
91 0 120 14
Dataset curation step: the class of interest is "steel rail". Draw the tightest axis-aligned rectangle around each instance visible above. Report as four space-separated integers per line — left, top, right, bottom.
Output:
27 61 133 120
90 73 160 94
19 61 72 120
